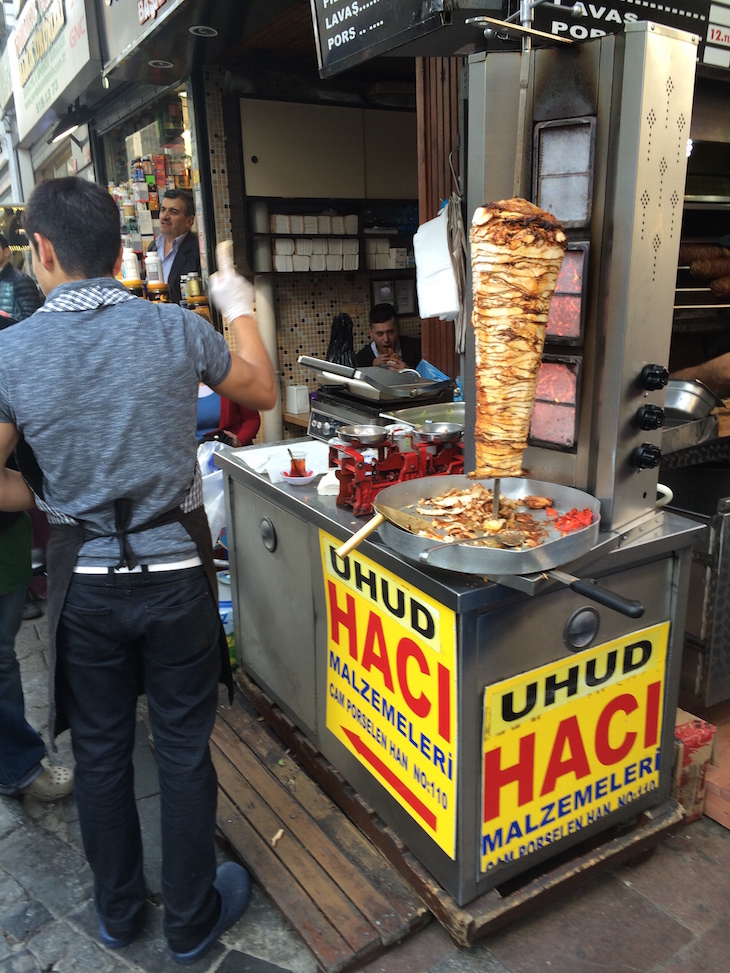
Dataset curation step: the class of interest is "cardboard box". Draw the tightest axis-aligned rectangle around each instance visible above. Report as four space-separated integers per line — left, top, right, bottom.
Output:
672 708 718 823
388 247 408 269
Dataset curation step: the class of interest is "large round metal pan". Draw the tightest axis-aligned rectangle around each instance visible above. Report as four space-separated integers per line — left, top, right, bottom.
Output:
375 474 600 575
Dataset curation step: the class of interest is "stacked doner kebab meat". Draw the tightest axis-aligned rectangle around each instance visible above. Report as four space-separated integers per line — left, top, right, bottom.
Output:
678 242 730 300
470 198 567 478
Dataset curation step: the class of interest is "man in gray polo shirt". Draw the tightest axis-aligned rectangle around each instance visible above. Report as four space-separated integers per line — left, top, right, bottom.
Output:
0 177 276 964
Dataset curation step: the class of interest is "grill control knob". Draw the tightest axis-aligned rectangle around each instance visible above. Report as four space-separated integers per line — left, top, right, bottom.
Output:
636 404 665 430
640 364 669 391
633 443 662 469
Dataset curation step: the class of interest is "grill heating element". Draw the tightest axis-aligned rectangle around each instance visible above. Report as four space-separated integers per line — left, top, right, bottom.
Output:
529 356 581 449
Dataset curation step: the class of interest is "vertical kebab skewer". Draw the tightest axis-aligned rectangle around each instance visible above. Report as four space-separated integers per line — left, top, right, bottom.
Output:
469 198 567 479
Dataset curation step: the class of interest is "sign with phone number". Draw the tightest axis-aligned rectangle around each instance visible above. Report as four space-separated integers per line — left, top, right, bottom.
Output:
8 0 92 142
531 0 730 70
320 529 459 858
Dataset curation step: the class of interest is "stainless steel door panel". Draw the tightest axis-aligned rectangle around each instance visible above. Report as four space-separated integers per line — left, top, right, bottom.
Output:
229 480 317 733
472 558 675 688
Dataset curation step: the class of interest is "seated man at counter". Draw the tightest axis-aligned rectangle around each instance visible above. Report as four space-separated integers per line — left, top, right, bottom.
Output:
355 303 421 372
671 354 730 399
147 188 200 305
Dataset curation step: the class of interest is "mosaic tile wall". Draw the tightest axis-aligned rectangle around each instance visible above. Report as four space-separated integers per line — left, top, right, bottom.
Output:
275 274 420 394
201 68 420 432
203 68 232 256
184 81 208 280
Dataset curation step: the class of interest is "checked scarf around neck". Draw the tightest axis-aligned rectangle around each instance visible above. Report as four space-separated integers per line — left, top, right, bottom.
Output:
35 280 135 313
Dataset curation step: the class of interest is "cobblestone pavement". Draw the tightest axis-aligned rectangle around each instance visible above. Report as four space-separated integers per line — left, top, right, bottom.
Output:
4 609 730 973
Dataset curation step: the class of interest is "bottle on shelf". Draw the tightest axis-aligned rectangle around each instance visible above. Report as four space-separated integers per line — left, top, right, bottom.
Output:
146 281 170 303
184 274 213 323
122 277 146 298
121 246 140 281
179 274 189 309
144 250 164 284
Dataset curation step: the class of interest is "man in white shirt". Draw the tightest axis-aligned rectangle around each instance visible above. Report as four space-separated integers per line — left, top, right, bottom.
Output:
148 189 201 304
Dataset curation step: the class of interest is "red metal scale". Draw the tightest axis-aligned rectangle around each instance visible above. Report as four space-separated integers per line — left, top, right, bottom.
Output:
329 436 464 516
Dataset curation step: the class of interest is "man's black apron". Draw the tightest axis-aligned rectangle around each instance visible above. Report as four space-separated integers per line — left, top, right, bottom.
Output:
17 438 233 739
46 505 234 739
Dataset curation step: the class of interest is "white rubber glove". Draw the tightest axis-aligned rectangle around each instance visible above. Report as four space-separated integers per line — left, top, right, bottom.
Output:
208 270 254 321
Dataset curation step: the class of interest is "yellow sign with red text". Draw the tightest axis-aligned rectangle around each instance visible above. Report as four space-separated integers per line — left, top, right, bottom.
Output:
320 530 458 858
481 622 669 872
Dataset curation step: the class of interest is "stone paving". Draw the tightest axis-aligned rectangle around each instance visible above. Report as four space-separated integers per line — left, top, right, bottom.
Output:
4 609 730 973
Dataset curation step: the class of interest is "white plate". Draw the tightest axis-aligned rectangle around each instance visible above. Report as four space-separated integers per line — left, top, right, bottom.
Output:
282 470 318 486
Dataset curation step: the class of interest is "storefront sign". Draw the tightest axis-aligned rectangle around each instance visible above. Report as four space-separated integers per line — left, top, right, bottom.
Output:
97 0 184 69
481 622 669 873
7 0 98 144
532 0 729 71
320 531 458 858
137 0 169 25
0 49 13 114
310 0 444 77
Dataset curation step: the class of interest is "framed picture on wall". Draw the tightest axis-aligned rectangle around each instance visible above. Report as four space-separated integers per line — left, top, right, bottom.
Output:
394 279 416 315
371 280 396 306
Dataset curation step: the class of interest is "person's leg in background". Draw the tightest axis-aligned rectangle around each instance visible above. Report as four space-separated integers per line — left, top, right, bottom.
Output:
0 583 73 799
0 584 27 710
25 507 50 619
0 584 45 790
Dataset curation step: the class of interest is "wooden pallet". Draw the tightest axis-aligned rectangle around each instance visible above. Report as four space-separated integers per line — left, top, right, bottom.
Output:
235 670 686 948
212 692 430 973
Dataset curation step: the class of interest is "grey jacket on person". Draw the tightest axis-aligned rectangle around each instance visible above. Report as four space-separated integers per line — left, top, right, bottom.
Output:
0 262 43 326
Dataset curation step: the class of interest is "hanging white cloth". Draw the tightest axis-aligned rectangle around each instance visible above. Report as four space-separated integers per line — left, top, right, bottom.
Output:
412 195 468 353
413 204 460 323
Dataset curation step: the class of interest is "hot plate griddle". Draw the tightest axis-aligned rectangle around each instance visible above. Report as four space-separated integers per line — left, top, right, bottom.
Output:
299 355 456 403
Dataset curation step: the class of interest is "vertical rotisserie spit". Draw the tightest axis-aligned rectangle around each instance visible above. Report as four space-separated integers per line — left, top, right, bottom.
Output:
470 198 567 478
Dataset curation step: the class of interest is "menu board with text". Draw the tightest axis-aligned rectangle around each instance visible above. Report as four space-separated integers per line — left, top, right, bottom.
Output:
310 0 443 77
530 0 726 71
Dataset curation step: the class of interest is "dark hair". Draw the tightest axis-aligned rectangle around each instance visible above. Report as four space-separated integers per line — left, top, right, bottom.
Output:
162 188 195 217
23 178 121 279
370 303 398 327
0 234 9 250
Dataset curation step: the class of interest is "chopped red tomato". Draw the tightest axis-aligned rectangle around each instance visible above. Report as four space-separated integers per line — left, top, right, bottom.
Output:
545 507 558 518
552 506 594 533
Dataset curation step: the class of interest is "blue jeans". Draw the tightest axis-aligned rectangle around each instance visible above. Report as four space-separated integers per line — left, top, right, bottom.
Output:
56 566 222 948
0 584 46 793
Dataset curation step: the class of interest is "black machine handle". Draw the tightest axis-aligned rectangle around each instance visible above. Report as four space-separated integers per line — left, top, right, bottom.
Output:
550 570 644 618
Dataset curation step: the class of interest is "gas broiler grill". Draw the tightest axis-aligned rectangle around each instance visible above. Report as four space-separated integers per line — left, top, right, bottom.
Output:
300 355 458 442
218 23 706 910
